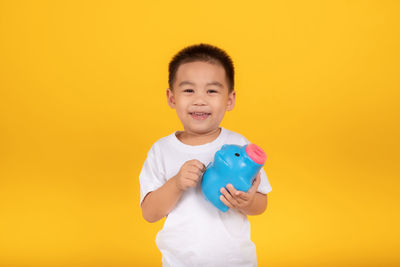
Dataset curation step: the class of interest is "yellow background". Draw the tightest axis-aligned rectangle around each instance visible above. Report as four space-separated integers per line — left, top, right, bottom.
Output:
1 1 399 266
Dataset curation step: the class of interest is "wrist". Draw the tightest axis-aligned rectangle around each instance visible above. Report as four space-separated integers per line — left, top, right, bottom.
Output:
239 197 256 215
171 175 185 192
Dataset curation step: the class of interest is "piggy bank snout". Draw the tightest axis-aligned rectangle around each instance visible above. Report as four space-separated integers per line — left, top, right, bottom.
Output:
245 144 266 165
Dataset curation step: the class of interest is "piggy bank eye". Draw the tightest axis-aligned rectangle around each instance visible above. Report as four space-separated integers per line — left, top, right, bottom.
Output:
235 153 240 157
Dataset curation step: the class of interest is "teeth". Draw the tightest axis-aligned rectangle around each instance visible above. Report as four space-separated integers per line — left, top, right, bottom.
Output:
191 112 209 115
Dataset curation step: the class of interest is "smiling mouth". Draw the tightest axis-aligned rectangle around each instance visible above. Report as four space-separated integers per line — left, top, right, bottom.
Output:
189 112 211 120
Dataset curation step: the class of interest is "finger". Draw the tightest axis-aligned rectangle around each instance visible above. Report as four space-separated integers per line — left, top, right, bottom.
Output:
189 172 203 182
227 184 250 201
226 184 239 196
248 172 261 194
183 172 200 182
191 159 206 169
220 187 239 206
188 168 203 177
235 191 250 201
190 161 207 173
220 195 233 209
185 165 203 175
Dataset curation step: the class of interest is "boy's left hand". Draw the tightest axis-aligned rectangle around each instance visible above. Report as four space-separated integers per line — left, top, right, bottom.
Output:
219 172 261 213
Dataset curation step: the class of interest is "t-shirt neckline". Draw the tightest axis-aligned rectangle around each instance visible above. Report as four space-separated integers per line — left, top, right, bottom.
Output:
170 127 227 152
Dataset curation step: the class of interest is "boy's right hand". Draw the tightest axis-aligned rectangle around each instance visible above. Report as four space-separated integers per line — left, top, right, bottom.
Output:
174 159 206 191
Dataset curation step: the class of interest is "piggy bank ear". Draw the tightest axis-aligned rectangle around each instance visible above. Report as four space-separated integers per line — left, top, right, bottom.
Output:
221 144 228 150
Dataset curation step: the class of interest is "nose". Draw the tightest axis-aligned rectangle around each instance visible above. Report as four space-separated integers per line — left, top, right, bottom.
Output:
193 91 207 106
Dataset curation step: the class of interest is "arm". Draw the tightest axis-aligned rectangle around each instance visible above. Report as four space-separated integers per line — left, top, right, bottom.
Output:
141 159 206 223
141 175 184 223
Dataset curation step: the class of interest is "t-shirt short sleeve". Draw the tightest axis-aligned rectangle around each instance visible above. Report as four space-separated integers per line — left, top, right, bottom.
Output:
240 135 272 195
258 167 272 194
139 144 166 205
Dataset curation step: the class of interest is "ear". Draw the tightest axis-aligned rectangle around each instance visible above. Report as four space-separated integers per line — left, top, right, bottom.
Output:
166 88 176 108
226 91 236 111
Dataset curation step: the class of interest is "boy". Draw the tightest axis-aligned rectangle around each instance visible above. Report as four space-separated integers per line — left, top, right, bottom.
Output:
139 43 272 267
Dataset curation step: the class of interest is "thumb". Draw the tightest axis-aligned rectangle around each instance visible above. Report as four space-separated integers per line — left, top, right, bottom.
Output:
249 172 261 194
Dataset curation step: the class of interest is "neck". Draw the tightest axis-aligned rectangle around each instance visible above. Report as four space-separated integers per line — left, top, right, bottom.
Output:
176 127 221 145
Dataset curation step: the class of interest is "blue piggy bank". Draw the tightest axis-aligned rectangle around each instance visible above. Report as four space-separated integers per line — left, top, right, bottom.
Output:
201 143 267 212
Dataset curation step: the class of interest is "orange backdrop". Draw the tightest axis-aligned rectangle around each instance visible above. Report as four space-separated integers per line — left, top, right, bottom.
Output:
1 1 399 266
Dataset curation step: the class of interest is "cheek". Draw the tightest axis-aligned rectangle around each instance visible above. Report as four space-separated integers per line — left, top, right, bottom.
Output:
176 107 187 117
214 103 228 116
175 100 188 111
217 97 229 108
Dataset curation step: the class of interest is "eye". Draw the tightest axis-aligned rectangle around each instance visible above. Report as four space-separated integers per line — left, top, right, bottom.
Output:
235 153 240 157
208 90 218 93
184 89 194 93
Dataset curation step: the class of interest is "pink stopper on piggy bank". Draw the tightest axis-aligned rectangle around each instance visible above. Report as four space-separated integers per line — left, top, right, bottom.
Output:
245 144 267 165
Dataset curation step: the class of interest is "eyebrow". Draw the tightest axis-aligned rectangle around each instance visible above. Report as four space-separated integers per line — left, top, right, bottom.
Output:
178 81 224 88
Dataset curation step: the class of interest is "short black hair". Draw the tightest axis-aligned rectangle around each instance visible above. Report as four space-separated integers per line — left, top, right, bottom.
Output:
168 43 235 93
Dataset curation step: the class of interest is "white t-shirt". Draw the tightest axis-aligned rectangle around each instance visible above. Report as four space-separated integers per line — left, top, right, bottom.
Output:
139 127 272 267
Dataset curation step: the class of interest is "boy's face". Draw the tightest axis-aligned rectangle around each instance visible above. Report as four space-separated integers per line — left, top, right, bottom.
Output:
166 61 235 136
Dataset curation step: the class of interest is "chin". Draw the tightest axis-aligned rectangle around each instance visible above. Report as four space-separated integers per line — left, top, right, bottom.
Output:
188 125 218 134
